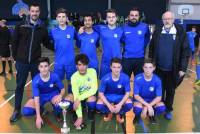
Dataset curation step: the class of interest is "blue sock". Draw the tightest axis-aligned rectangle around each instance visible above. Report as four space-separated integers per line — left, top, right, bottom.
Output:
67 84 72 94
22 107 36 116
86 101 96 111
196 65 200 80
96 103 109 114
119 103 133 115
155 105 166 115
133 107 142 117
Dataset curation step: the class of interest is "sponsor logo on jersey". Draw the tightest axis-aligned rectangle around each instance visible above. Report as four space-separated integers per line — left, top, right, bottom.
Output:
66 34 71 39
114 34 118 38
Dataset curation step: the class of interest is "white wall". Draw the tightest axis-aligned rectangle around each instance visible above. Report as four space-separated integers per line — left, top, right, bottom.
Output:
169 0 200 20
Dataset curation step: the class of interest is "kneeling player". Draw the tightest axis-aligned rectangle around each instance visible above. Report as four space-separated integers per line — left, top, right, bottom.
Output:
133 59 166 124
69 54 97 129
96 58 133 123
22 57 65 129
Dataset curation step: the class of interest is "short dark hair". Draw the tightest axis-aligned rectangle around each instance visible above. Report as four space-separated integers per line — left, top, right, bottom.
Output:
75 54 89 65
129 7 141 15
29 2 40 10
143 58 155 66
83 13 94 21
56 8 68 17
106 8 117 16
38 57 50 66
110 57 122 66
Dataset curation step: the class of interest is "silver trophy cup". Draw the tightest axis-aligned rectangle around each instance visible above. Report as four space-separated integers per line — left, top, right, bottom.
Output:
59 101 70 134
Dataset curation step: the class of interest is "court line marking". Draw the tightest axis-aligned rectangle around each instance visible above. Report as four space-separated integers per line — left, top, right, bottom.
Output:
0 62 54 108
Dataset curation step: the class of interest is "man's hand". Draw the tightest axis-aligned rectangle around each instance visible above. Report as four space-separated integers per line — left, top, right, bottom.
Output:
78 26 85 34
73 99 80 110
51 94 62 105
114 103 122 114
141 106 148 119
107 104 115 113
147 105 154 117
179 71 185 77
74 117 83 128
36 116 43 129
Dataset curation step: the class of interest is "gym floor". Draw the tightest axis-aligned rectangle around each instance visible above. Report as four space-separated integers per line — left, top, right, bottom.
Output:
0 48 199 133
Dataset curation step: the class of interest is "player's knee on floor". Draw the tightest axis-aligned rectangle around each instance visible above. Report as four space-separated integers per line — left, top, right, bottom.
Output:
22 107 36 116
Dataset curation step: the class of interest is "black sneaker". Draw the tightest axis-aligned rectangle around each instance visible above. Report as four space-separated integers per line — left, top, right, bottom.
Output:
10 110 21 122
149 116 157 124
0 71 6 76
9 70 13 75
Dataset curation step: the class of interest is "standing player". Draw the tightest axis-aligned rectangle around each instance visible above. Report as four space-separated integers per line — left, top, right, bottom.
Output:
70 54 97 129
96 58 132 123
79 9 123 79
77 14 99 74
133 59 166 124
0 19 13 76
122 7 150 78
22 57 65 129
50 8 76 94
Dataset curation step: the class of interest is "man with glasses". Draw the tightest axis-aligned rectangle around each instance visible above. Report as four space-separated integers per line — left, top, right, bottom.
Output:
149 11 190 120
122 7 150 78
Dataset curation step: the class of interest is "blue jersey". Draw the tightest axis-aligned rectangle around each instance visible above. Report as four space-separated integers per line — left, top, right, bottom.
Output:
99 72 130 95
94 25 123 64
77 31 99 68
122 22 150 58
134 73 162 101
32 72 64 97
187 31 196 52
51 26 76 65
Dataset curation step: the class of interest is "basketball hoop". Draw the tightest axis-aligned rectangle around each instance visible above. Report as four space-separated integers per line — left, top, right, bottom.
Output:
178 5 193 24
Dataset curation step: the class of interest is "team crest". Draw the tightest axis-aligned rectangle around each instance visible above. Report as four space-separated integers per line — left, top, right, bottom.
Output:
114 34 118 38
90 39 94 43
149 87 154 92
87 77 91 81
66 34 71 39
50 84 54 88
117 84 122 88
138 30 142 35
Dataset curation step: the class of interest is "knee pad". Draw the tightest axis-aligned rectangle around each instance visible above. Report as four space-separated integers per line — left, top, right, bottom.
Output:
133 106 142 116
22 107 36 116
155 105 166 115
86 101 96 111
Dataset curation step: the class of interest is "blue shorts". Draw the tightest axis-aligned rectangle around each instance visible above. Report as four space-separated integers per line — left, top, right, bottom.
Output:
105 94 124 104
33 91 59 107
54 63 76 80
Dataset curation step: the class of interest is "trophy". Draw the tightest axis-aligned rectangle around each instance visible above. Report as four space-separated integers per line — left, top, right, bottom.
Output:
59 101 70 134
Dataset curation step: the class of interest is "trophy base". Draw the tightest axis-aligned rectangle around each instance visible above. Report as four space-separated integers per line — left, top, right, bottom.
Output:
61 127 70 134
